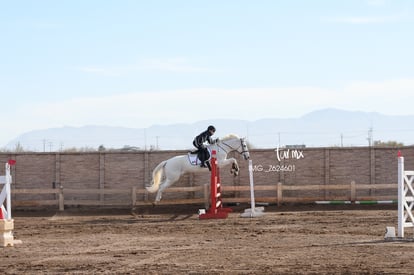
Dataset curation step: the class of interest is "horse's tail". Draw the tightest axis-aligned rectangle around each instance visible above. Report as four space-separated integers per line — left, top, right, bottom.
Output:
146 160 167 193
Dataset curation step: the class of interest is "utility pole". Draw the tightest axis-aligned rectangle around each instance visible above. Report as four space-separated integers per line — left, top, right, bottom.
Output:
144 129 147 151
367 127 373 147
278 132 281 147
48 141 53 152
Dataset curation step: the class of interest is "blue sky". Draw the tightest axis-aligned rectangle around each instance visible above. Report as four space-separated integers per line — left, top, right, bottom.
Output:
1 0 413 147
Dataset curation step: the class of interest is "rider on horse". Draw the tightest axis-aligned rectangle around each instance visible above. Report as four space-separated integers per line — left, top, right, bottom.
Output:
193 125 217 169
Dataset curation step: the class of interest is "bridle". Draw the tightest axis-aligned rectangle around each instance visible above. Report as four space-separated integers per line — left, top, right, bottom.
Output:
217 138 249 156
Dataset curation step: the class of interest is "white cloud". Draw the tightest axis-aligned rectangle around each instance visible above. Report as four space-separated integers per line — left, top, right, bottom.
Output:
2 78 414 146
143 57 220 73
323 14 402 24
78 66 122 77
339 79 414 113
77 57 219 76
35 22 62 29
16 88 335 129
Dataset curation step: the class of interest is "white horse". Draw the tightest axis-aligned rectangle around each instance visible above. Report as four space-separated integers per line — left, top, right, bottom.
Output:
146 134 250 203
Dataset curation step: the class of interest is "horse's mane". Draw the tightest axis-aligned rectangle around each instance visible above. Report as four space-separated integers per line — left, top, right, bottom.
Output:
220 134 240 141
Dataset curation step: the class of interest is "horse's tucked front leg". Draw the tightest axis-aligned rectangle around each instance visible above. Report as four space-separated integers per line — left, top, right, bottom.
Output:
232 162 239 176
219 158 239 176
229 160 240 176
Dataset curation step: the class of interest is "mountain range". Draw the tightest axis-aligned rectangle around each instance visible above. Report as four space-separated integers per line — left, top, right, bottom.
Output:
4 108 414 151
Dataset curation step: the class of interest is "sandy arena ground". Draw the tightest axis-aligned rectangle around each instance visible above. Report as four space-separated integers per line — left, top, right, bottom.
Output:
1 204 413 274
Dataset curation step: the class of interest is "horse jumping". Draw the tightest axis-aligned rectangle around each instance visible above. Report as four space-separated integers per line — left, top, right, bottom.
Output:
146 134 250 203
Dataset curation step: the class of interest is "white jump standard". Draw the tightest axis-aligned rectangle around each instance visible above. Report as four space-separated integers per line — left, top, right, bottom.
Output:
0 160 20 247
385 151 414 240
240 159 265 218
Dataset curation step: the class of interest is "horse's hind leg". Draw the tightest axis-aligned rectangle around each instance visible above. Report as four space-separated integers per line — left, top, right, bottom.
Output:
155 178 173 203
155 188 163 203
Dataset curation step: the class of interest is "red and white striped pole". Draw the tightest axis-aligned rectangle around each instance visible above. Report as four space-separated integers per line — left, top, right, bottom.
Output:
199 150 232 219
210 150 219 212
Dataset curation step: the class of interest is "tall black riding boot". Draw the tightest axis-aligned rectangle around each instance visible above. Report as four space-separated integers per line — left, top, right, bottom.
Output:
206 161 211 171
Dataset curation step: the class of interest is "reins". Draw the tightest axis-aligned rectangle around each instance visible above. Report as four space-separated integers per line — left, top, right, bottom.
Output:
217 138 247 155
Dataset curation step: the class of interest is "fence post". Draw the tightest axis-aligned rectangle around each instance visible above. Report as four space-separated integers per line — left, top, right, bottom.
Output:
131 186 137 207
58 186 64 211
324 149 330 199
350 181 356 203
277 182 282 206
99 153 105 205
143 151 150 202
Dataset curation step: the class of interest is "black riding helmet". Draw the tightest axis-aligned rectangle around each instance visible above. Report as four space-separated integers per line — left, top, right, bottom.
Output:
207 125 216 132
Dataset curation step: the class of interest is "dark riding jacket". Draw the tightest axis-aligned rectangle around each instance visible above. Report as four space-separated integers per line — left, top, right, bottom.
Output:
193 130 214 149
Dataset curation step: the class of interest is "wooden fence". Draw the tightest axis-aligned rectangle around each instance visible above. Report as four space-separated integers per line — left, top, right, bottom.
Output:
11 182 397 211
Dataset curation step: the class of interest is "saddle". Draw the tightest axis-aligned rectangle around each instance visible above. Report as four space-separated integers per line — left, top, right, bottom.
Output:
187 148 212 166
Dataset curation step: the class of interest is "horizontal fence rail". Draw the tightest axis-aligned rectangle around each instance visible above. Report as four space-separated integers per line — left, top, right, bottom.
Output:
11 182 398 211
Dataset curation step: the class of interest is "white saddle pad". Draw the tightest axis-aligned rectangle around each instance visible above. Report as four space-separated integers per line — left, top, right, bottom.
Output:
187 148 212 166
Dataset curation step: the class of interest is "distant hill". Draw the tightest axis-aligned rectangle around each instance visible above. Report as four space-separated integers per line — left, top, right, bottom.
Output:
4 108 414 151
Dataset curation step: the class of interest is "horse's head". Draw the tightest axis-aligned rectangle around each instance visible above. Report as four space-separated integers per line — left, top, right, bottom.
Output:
239 137 250 160
218 134 250 160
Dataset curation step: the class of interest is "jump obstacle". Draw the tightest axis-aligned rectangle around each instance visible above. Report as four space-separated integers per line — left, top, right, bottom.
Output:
199 150 232 219
198 152 265 219
385 151 414 240
240 159 265 218
0 160 20 247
